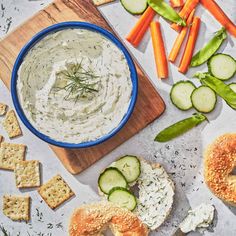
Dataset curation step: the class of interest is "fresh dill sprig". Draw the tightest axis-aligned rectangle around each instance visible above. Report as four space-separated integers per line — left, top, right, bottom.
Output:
54 60 100 103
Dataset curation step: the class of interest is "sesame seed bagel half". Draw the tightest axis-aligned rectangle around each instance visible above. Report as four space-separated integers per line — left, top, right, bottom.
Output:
69 201 149 236
204 133 236 205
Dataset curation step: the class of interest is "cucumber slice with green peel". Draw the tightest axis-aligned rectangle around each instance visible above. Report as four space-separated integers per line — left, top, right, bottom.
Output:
191 86 217 113
98 167 127 194
121 0 148 15
195 72 236 110
229 83 236 92
113 155 141 183
108 187 137 211
170 81 196 110
208 54 236 80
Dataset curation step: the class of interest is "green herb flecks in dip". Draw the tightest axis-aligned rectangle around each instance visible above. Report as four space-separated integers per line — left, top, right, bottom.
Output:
17 29 132 143
52 60 100 103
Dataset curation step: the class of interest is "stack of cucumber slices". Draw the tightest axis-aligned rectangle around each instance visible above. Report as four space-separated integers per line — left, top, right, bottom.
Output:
171 53 236 113
98 155 141 211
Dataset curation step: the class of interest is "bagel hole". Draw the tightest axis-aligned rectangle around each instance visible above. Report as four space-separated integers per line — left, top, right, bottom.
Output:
103 228 113 236
231 167 236 175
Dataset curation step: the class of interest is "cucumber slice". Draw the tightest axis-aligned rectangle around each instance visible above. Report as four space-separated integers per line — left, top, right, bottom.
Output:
113 155 141 183
191 86 217 113
170 81 196 110
108 187 137 211
208 53 236 80
229 83 236 93
98 167 127 194
121 0 148 15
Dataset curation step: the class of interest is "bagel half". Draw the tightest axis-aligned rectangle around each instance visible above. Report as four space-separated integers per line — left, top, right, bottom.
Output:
69 201 149 236
204 133 236 205
97 157 175 231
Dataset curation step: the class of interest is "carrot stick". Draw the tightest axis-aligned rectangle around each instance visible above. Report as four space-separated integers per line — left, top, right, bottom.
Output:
179 17 201 74
170 0 184 8
171 0 199 32
201 0 236 38
150 21 168 79
169 9 195 63
126 7 156 47
132 10 156 47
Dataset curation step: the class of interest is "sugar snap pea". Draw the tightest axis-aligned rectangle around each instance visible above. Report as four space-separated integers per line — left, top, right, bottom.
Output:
191 27 227 67
195 72 236 109
154 113 207 142
148 0 186 26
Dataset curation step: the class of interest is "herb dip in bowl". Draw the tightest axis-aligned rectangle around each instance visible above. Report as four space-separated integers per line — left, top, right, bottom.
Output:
11 22 138 148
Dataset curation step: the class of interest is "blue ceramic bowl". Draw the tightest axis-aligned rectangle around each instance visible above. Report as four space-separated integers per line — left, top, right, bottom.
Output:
11 22 138 149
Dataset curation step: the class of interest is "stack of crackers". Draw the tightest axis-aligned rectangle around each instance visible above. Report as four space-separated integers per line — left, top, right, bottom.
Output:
0 103 75 222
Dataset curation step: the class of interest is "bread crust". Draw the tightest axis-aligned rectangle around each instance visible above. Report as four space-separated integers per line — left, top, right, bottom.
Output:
204 133 236 205
69 202 149 236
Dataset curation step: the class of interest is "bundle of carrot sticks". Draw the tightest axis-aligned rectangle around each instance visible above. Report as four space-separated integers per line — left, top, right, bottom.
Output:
126 0 236 79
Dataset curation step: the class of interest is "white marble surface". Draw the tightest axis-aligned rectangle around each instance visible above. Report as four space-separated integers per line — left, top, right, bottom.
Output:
0 0 235 235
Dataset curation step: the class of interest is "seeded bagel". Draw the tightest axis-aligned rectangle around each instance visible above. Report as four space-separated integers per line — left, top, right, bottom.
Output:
69 201 149 236
98 157 175 230
204 133 236 205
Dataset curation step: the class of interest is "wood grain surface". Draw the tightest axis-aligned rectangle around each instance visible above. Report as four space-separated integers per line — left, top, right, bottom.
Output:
0 0 165 174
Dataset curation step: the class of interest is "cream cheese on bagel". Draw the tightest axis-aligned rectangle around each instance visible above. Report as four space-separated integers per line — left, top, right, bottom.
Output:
97 158 175 231
134 159 175 230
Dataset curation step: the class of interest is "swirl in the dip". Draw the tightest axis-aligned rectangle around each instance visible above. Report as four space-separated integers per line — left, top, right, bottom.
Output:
17 29 132 143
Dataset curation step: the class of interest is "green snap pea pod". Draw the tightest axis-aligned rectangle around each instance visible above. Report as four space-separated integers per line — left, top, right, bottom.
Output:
148 0 186 26
195 72 236 109
154 113 207 142
191 28 227 67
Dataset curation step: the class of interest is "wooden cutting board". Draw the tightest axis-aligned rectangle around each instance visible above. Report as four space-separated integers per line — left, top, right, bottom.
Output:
0 0 165 174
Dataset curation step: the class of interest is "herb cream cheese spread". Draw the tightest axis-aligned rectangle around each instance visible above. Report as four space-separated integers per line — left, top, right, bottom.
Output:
179 203 215 233
17 29 132 143
135 160 175 230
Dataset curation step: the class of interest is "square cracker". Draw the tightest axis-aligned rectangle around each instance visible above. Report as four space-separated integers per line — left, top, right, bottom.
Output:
15 160 41 188
38 174 75 209
3 195 30 221
0 103 8 116
0 142 26 170
92 0 115 6
2 110 22 138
